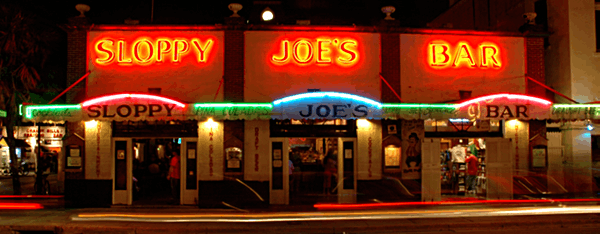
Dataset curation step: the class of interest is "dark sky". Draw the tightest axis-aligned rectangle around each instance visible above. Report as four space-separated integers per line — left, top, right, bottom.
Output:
11 0 450 27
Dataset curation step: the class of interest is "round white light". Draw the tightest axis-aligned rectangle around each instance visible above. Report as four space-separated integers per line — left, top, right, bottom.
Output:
262 8 274 21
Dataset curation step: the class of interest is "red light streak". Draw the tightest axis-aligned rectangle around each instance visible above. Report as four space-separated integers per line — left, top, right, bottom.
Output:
0 203 43 210
0 195 63 199
82 93 186 108
315 198 600 210
456 93 552 108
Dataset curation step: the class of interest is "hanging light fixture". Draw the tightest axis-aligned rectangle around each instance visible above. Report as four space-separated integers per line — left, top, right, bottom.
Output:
261 7 274 21
587 120 595 131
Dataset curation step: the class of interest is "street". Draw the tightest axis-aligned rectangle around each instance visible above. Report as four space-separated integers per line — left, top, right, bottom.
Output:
0 174 58 195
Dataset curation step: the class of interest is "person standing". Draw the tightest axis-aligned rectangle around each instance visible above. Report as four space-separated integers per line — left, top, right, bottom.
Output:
167 150 181 204
465 153 479 194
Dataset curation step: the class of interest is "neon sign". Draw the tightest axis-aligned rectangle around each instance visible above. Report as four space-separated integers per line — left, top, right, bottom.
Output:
94 38 214 65
271 38 359 66
428 41 501 69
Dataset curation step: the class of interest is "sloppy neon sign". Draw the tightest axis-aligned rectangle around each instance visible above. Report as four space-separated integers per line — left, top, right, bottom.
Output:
94 38 214 65
428 41 501 69
271 38 359 66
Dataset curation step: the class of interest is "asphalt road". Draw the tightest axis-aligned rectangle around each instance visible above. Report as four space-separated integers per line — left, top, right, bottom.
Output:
0 174 58 195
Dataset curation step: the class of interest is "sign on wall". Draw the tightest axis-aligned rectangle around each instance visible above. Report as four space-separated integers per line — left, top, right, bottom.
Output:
87 31 224 103
245 31 381 103
400 34 525 103
271 92 383 120
401 120 424 180
82 93 189 121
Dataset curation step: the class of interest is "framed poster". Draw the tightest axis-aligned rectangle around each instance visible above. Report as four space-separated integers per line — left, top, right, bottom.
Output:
117 150 125 160
344 149 353 159
532 147 547 168
66 144 82 169
187 149 196 159
273 149 282 160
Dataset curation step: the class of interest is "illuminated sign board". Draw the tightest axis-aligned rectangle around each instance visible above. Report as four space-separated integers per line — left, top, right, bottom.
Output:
93 37 214 66
82 93 188 121
272 92 382 119
271 38 359 67
428 41 501 69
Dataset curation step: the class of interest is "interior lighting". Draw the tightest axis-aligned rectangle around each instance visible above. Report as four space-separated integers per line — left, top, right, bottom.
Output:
261 7 274 21
25 105 81 119
587 124 595 131
456 93 552 108
273 92 382 108
82 93 186 108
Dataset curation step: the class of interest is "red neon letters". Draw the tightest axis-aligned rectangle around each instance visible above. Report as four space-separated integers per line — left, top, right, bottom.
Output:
272 38 359 66
94 38 214 65
429 42 501 69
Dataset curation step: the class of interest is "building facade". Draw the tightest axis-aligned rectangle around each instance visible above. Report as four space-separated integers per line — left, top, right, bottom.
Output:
430 0 598 200
23 5 595 208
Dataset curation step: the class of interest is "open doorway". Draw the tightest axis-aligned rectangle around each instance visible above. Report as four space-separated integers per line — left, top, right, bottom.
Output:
440 138 487 199
288 137 339 205
132 138 181 205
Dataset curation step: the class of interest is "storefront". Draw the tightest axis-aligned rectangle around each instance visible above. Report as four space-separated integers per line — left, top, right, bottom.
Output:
47 19 586 207
23 90 596 206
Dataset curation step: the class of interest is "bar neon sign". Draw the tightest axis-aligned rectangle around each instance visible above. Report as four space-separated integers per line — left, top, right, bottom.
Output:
428 41 501 69
94 38 214 65
271 38 359 66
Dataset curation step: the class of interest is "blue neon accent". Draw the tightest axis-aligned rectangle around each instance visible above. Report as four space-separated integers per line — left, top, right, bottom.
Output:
587 124 595 131
272 92 382 108
449 118 470 122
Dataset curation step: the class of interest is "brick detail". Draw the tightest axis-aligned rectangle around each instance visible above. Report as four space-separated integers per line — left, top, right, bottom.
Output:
66 17 90 104
224 30 245 102
381 33 401 103
526 37 546 99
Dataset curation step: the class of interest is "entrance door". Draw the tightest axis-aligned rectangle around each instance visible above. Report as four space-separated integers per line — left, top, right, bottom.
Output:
270 138 288 204
113 138 133 205
486 138 513 200
337 138 357 203
180 138 198 205
422 138 441 201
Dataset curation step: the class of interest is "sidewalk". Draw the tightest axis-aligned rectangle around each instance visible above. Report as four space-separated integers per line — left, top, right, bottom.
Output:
2 201 600 234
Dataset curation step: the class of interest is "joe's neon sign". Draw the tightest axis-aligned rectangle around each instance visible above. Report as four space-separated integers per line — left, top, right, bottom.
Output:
94 38 214 65
271 38 359 66
428 41 501 69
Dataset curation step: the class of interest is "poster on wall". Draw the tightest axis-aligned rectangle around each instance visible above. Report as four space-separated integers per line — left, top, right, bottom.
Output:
401 120 425 180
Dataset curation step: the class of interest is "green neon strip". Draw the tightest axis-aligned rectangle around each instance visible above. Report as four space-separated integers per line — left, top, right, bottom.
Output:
19 104 22 116
553 104 600 108
194 103 273 108
0 109 6 118
382 104 458 108
25 105 81 119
